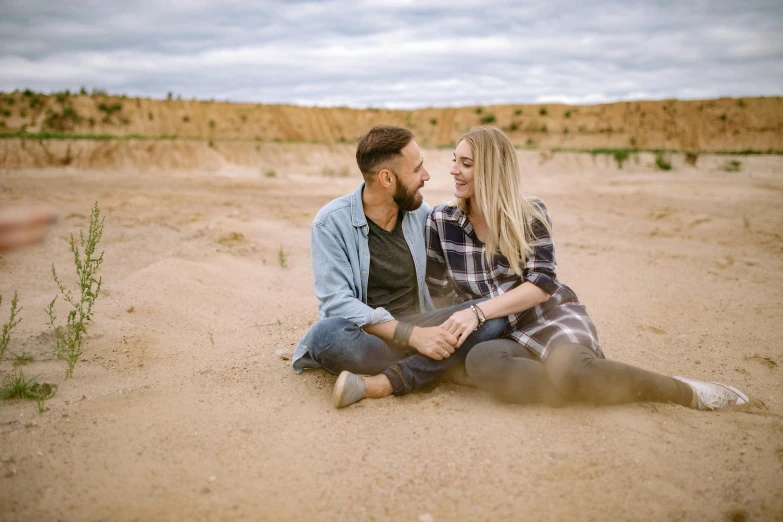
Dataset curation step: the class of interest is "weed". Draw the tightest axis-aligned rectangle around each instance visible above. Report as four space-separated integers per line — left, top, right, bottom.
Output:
539 125 548 133
0 109 10 118
1 370 38 399
148 111 153 121
46 202 105 379
23 88 33 97
265 169 276 178
1 291 22 359
720 114 727 121
241 114 247 122
505 122 519 132
654 154 672 171
209 119 216 128
630 137 637 147
11 351 35 366
167 92 173 100
429 118 437 126
514 109 522 116
79 86 87 95
209 333 215 346
54 90 70 103
475 107 483 115
479 113 496 124
29 95 41 109
564 110 571 118
737 99 745 108
278 246 288 268
539 107 548 116
182 115 190 122
685 152 699 166
562 127 569 134
20 108 27 118
724 160 741 172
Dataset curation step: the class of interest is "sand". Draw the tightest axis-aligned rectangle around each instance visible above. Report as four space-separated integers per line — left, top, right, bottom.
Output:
1 148 782 521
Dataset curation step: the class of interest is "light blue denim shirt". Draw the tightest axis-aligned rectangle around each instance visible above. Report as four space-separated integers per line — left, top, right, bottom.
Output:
292 183 435 372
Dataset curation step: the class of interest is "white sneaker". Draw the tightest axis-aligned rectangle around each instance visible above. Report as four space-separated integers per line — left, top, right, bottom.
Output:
673 376 749 411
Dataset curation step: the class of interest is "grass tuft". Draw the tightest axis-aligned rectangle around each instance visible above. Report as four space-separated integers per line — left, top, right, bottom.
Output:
278 246 288 268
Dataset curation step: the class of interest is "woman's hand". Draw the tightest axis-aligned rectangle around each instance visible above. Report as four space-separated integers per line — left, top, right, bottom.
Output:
440 308 479 348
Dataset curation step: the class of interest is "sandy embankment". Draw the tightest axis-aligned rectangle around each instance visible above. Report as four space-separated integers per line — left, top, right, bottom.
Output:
0 144 782 521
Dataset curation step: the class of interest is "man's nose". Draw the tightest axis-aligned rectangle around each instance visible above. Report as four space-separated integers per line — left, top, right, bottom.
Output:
422 168 431 182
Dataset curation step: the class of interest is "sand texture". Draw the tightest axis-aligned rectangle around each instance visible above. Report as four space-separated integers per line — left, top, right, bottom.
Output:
1 148 782 521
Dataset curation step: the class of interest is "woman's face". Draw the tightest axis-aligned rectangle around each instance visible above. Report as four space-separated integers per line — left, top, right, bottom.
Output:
450 140 475 200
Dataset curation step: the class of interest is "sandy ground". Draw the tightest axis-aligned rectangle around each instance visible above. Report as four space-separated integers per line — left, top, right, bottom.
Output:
1 150 782 521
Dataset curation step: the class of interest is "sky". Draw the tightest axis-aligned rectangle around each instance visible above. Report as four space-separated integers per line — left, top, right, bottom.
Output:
1 0 782 108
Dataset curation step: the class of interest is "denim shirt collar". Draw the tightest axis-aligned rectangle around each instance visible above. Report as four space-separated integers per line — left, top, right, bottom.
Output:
350 183 369 230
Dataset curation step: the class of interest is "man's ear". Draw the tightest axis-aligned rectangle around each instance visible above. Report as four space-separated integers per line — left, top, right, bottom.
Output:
377 168 395 189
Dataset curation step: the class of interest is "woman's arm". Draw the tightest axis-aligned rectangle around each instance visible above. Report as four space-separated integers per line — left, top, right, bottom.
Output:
441 201 556 344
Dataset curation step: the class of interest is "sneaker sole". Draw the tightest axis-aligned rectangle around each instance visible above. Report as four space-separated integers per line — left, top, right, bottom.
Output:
333 371 351 408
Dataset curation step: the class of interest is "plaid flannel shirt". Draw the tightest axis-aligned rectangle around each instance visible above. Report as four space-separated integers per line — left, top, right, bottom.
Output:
425 198 602 360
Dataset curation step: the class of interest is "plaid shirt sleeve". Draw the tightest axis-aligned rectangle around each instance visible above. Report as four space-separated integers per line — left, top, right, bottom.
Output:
425 210 453 298
522 199 559 296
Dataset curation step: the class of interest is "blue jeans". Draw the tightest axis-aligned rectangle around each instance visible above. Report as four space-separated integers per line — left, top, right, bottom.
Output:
299 299 507 395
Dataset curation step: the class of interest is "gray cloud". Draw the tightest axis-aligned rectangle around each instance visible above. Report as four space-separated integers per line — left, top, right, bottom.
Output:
1 0 781 107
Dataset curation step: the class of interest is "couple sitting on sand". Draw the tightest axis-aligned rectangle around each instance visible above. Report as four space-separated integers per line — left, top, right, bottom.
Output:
291 124 748 411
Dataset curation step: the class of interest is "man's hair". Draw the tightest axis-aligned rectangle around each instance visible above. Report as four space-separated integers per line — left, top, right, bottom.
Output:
356 125 414 180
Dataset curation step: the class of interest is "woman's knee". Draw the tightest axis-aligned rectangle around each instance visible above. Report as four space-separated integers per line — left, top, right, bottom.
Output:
545 343 596 396
466 339 521 383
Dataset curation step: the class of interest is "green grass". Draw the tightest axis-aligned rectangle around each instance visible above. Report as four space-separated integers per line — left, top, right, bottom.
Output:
479 113 496 124
1 370 38 400
655 154 672 171
724 160 742 172
265 169 276 178
278 246 288 268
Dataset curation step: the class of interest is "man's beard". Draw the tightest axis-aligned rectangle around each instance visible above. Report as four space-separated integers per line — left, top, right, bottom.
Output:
393 182 423 211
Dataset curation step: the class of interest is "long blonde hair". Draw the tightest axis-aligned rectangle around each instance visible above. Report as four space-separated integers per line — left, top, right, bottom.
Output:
455 126 551 275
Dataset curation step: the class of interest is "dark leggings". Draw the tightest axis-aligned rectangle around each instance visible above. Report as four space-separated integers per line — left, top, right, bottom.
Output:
465 340 692 407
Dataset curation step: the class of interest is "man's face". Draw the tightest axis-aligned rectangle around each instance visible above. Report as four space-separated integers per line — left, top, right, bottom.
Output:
392 140 430 211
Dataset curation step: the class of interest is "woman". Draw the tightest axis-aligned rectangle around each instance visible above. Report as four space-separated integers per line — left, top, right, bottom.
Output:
424 126 748 410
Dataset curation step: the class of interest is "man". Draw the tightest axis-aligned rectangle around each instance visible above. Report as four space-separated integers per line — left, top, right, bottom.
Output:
291 125 505 408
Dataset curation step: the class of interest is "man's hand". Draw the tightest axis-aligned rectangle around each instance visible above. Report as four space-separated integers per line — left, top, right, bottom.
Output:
409 326 458 360
440 308 479 348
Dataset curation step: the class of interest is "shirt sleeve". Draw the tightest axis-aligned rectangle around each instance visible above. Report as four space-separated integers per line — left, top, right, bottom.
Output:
522 199 559 296
425 210 453 298
311 221 393 327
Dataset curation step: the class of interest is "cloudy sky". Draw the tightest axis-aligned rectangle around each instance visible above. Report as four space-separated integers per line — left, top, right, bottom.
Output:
1 0 782 108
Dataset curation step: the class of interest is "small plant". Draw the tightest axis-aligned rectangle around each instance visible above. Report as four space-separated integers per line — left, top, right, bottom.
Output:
514 109 522 116
539 124 548 133
277 246 288 268
23 88 33 97
265 169 276 178
737 99 745 108
506 122 519 132
1 291 22 359
564 110 571 118
429 118 437 126
479 113 496 124
29 95 41 109
475 107 483 115
539 107 548 116
720 113 727 121
46 202 105 379
241 114 247 122
79 86 88 95
11 351 35 366
182 115 190 122
724 160 741 172
20 108 27 118
167 91 173 100
562 126 569 134
1 370 38 400
209 333 215 346
148 111 154 121
613 149 630 168
654 154 672 171
209 119 216 128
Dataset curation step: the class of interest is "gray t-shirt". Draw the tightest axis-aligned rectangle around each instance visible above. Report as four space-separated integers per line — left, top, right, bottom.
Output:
365 213 419 315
